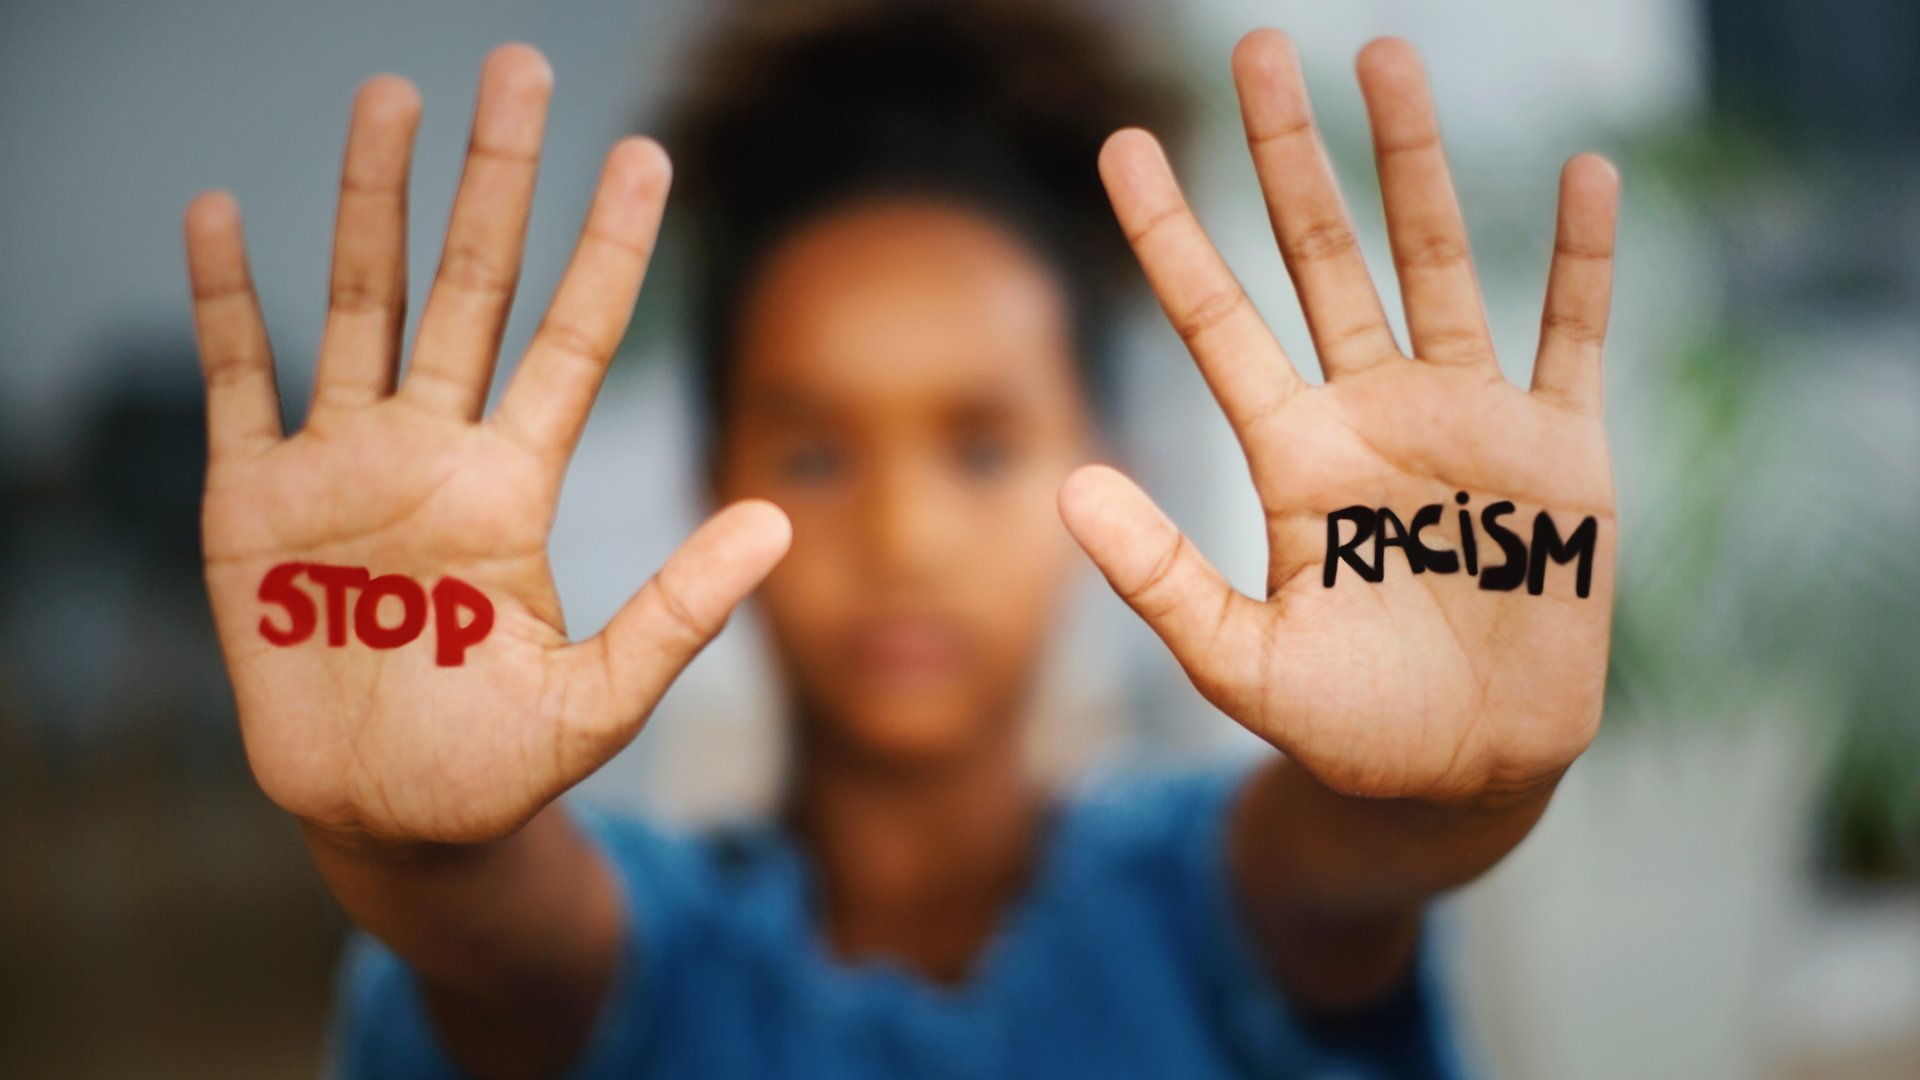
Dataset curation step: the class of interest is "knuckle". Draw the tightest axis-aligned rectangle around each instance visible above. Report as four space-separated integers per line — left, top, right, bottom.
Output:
436 240 515 297
1396 232 1472 271
536 317 609 366
1126 530 1189 617
466 136 541 169
1542 310 1606 347
1317 318 1397 362
202 352 268 389
1248 116 1314 151
1553 240 1612 263
651 572 719 644
309 377 377 412
1280 218 1360 265
1377 133 1442 160
1123 202 1186 247
1411 323 1489 358
582 224 653 262
1171 289 1246 346
328 271 395 314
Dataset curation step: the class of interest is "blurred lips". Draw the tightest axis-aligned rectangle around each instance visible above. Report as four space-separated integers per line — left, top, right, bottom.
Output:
841 612 970 684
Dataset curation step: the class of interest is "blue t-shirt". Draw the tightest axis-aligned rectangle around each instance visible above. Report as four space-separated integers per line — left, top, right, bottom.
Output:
328 763 1468 1078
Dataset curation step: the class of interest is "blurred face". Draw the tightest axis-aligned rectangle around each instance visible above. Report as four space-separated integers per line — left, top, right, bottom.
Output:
712 198 1095 768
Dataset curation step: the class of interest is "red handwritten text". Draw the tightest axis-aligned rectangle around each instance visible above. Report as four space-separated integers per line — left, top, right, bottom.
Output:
258 562 494 667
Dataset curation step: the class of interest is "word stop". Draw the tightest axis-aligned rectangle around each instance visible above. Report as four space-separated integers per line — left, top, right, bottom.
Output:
257 562 495 666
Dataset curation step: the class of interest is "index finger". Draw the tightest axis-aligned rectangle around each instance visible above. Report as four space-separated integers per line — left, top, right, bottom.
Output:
184 191 284 461
490 137 671 465
1099 128 1303 441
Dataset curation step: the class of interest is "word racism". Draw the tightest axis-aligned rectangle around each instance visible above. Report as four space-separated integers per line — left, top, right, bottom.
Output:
257 562 495 666
1324 494 1597 599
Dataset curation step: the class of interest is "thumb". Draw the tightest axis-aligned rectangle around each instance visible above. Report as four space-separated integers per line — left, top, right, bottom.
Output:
1058 464 1263 704
565 498 791 753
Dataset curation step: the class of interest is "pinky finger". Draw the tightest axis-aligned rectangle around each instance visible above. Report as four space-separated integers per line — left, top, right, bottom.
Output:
184 191 283 458
1530 154 1619 415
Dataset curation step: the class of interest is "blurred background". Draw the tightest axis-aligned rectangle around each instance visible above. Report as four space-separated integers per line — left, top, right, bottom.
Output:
2 0 1916 1076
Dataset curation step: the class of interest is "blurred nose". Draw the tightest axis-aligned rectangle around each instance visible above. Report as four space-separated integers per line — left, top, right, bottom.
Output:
861 449 959 591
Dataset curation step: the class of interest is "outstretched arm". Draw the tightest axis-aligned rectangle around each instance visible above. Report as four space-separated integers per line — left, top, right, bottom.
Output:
185 46 788 1077
1063 31 1618 1012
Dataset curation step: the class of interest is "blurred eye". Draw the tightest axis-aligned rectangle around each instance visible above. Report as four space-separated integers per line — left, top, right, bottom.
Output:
955 433 1016 480
779 441 846 486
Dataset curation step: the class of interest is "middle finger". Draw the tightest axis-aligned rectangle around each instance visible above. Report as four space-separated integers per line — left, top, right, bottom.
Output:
1233 30 1398 379
403 43 553 419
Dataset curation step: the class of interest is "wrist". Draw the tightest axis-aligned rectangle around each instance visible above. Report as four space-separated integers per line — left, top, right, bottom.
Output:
1407 765 1565 822
1247 759 1564 915
296 815 524 882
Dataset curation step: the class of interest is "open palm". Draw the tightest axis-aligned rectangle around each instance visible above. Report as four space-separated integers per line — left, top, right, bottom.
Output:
1061 33 1618 804
187 46 789 844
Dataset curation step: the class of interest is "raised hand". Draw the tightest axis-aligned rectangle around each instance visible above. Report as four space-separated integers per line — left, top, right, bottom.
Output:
1062 33 1618 806
186 45 789 846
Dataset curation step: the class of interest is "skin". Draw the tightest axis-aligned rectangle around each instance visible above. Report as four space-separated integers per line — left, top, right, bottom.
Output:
711 199 1093 979
184 29 1618 1080
717 200 1093 768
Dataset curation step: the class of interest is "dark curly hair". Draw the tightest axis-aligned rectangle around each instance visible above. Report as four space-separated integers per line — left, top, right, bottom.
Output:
662 0 1190 453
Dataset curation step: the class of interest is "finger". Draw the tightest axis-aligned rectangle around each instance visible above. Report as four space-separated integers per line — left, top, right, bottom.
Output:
492 137 670 464
1356 38 1494 366
183 191 283 460
403 43 553 419
1531 153 1619 415
310 75 421 418
1057 464 1265 705
566 499 791 747
1232 29 1398 378
1099 129 1302 441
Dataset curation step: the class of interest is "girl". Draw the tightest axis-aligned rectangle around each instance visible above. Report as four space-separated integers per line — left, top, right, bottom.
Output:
182 3 1619 1077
